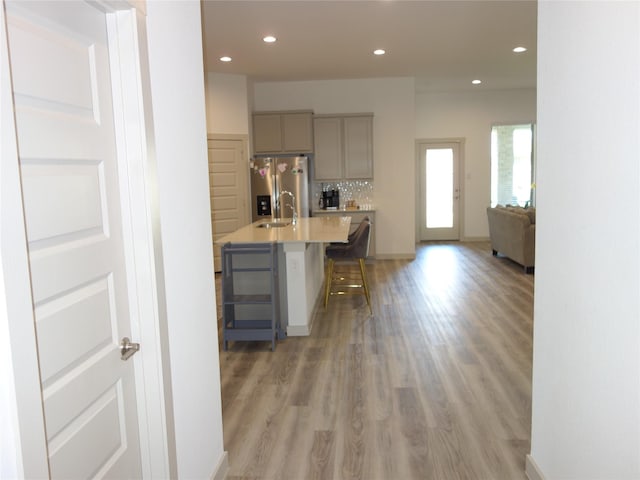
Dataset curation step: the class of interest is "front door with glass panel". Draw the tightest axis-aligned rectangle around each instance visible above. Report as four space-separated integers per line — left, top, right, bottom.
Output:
418 142 460 241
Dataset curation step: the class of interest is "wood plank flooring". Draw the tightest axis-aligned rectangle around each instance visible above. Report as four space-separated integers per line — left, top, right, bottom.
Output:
217 242 534 480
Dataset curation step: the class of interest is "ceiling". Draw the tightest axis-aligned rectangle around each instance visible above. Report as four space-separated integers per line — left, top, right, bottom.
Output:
201 0 537 94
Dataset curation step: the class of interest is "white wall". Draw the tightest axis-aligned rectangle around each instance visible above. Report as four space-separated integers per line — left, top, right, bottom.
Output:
146 2 226 478
205 72 250 134
254 78 416 257
530 2 640 479
415 89 536 238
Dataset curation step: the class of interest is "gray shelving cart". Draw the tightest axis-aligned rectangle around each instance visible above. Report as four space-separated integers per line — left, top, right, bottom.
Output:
221 242 284 350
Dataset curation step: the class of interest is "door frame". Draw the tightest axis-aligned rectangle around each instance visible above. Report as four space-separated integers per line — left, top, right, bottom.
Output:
1 2 172 478
415 138 465 242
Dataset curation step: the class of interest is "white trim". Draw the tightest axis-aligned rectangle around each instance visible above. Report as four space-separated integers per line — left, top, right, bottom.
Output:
415 138 466 242
460 236 491 242
1 2 50 477
106 7 174 478
287 324 311 336
210 451 229 480
374 253 416 260
0 275 21 479
525 454 546 480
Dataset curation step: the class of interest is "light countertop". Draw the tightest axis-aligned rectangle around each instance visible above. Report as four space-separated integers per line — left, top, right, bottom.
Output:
216 216 352 245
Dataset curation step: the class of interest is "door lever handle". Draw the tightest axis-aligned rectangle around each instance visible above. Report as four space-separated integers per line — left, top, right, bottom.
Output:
120 337 140 361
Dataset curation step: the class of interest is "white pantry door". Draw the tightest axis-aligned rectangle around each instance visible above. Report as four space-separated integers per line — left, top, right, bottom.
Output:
6 1 142 477
208 137 249 272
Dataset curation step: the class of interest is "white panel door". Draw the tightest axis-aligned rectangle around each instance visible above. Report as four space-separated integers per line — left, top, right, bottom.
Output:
6 1 142 477
208 138 249 272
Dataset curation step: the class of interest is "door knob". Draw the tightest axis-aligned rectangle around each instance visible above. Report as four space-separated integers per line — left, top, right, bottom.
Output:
120 337 140 361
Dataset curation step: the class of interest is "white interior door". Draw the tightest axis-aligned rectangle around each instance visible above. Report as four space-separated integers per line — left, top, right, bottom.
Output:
6 2 142 477
208 137 249 272
418 141 461 241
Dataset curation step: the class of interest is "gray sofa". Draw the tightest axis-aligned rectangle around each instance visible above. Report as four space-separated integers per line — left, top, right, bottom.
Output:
486 205 535 273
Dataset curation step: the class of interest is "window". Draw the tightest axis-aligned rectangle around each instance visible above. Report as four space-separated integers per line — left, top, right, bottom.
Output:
491 124 535 207
425 148 454 228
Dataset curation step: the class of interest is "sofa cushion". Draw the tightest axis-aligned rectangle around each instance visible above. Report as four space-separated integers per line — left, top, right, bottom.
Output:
503 205 535 224
525 207 536 224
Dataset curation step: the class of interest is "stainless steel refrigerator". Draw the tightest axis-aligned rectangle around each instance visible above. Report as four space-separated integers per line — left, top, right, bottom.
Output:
250 156 310 222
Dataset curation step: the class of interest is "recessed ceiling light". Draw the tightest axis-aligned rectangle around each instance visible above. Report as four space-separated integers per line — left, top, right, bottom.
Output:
220 56 232 62
373 49 386 56
263 35 277 43
513 46 527 53
472 79 482 85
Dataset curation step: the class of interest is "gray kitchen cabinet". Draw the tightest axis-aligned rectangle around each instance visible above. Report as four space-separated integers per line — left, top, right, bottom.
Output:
313 117 343 180
343 116 373 179
252 111 314 154
313 114 373 180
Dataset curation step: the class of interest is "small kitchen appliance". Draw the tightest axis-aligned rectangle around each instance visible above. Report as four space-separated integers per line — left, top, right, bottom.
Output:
321 189 340 209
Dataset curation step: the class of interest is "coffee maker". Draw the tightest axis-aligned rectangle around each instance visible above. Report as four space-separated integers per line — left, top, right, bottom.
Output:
320 189 340 209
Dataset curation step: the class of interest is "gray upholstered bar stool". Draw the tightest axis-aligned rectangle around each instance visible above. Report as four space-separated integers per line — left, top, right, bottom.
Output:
324 217 372 313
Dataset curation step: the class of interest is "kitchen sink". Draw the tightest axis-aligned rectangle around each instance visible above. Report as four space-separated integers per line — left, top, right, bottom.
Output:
256 221 290 228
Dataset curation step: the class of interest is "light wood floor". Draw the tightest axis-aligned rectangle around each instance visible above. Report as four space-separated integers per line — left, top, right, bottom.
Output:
217 242 534 480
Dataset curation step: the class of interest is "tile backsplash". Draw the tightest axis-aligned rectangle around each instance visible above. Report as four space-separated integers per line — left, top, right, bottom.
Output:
312 180 375 210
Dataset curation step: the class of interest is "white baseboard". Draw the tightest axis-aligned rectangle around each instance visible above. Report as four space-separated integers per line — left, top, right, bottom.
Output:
461 236 491 242
211 451 228 480
374 253 416 260
525 454 546 480
287 324 310 336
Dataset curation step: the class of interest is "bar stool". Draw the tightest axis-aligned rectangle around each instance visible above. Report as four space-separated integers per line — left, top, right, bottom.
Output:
324 217 372 313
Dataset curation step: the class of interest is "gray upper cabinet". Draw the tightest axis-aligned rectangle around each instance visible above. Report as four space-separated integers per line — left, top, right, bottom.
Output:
343 116 373 179
252 114 282 153
313 114 373 181
252 111 314 154
313 117 343 180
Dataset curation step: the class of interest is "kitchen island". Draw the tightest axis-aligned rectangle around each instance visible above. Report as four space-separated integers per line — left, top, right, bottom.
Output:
216 216 351 337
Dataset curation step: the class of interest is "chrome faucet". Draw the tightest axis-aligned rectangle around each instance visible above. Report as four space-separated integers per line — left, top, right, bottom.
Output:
279 190 297 225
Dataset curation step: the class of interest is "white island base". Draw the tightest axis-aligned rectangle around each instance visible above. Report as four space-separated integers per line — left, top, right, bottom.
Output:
281 242 325 336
